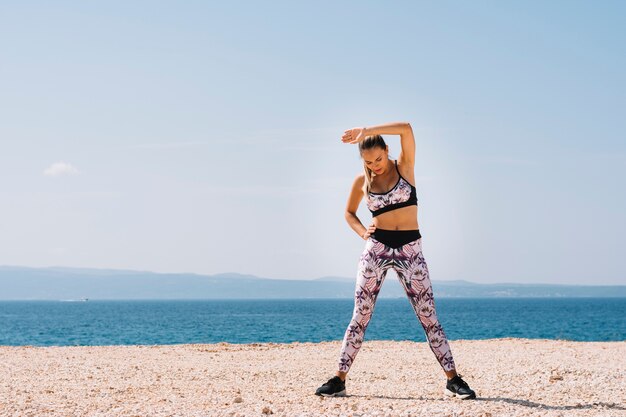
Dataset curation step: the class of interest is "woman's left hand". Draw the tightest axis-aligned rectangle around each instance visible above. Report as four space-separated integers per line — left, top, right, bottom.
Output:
341 127 366 144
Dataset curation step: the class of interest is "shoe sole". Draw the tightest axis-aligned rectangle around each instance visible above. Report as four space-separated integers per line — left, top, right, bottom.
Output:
317 389 347 397
444 388 476 400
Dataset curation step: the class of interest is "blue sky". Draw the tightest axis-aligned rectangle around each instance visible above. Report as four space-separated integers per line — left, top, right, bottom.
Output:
0 1 624 284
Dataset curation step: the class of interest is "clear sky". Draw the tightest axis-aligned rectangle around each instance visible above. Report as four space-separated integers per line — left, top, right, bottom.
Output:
1 1 624 284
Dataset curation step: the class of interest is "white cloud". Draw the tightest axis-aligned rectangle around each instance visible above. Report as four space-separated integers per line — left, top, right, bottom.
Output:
43 162 79 177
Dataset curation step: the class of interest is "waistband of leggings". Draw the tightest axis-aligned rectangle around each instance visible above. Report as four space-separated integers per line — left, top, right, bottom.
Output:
371 229 421 248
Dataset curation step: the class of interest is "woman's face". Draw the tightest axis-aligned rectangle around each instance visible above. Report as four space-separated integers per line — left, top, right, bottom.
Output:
361 147 388 175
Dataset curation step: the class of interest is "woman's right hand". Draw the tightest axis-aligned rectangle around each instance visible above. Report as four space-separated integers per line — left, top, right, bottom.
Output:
362 224 377 240
341 127 367 144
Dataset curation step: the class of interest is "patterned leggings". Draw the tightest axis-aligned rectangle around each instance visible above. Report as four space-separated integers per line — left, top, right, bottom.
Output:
337 236 456 373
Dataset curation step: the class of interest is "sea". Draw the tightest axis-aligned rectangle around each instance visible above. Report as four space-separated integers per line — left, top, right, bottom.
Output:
0 298 624 346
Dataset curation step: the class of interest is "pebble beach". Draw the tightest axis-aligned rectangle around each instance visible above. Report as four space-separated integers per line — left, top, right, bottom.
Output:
1 338 625 417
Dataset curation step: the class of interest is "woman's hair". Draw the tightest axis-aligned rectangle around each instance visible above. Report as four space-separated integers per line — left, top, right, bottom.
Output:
359 135 387 194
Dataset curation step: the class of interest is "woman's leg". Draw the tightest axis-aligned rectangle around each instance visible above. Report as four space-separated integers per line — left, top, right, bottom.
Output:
394 238 457 374
336 239 392 378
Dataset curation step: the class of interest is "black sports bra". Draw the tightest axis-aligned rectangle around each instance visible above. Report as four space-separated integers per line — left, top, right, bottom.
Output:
366 160 418 217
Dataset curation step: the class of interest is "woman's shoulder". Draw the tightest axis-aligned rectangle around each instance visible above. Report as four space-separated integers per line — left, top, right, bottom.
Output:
350 173 366 192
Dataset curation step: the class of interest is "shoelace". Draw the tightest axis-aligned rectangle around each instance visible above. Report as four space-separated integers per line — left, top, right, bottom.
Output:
454 376 469 389
449 374 467 387
326 377 341 386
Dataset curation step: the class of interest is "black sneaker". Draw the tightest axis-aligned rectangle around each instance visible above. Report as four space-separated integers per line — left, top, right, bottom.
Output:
445 375 476 400
315 376 347 397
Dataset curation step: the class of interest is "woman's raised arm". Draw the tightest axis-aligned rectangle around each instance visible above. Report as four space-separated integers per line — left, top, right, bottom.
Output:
341 122 415 169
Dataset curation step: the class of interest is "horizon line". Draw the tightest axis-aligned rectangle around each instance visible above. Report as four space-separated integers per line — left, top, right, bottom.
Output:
0 264 624 287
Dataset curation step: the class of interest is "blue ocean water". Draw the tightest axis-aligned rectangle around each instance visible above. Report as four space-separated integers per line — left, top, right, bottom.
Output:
0 298 624 346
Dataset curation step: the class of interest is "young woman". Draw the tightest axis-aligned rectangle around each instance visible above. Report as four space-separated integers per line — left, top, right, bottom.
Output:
314 122 476 400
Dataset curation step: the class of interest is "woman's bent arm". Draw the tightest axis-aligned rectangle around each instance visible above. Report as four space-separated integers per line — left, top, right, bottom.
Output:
345 211 367 239
345 174 370 239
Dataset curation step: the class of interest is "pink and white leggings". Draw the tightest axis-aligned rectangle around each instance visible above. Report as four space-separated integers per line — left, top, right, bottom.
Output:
337 233 456 373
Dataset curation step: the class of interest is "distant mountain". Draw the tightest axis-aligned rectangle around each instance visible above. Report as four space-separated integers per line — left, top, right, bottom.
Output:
0 266 624 300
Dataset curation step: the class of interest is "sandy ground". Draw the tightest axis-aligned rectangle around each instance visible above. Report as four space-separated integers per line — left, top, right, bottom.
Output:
1 338 625 417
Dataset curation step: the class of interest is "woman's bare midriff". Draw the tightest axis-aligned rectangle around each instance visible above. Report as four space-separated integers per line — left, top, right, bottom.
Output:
372 206 419 230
